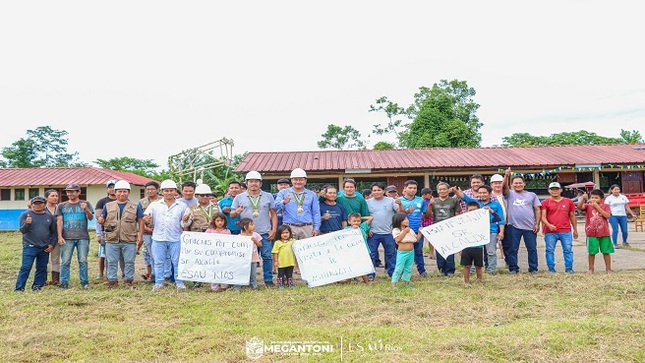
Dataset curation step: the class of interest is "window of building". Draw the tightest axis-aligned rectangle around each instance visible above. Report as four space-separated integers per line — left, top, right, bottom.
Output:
14 188 26 201
0 189 10 201
29 188 40 199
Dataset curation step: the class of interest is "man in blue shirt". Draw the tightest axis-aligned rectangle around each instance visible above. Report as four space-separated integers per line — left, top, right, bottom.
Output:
273 168 321 239
399 180 428 277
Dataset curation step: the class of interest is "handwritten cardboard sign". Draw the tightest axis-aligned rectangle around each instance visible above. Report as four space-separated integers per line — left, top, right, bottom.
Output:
293 229 375 287
421 209 490 259
178 232 253 285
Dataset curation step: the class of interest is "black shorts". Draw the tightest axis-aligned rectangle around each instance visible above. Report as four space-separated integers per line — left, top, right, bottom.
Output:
461 247 484 267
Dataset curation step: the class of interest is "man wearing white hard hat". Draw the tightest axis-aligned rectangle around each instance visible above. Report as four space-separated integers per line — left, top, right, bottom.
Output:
182 183 219 233
97 180 145 288
231 171 278 286
273 168 321 239
144 179 189 290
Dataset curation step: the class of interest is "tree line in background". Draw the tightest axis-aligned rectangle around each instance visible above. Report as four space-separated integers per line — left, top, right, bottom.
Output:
1 80 642 190
318 79 643 150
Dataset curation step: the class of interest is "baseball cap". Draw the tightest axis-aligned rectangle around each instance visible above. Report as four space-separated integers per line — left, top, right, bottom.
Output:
64 183 81 191
490 174 504 183
105 179 117 187
277 178 290 185
548 182 561 189
31 196 46 204
385 185 397 192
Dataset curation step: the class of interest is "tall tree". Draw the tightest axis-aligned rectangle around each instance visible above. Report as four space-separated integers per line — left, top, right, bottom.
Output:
317 124 365 149
502 130 625 146
400 80 482 148
368 96 409 148
0 126 84 167
620 129 643 143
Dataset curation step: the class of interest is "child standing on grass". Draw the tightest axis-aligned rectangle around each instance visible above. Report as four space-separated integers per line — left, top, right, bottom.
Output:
236 218 262 290
205 212 231 292
461 202 486 284
391 212 422 289
272 224 296 289
421 188 435 260
577 189 614 274
345 212 373 284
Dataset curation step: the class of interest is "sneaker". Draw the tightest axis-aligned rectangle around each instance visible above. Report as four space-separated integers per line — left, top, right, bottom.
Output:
176 282 186 290
614 244 620 249
211 285 222 292
265 282 275 287
58 284 69 289
565 269 575 274
31 286 43 291
529 271 538 275
405 284 414 289
82 284 91 289
623 243 631 248
419 272 428 278
548 268 557 273
152 284 163 291
509 270 518 275
95 275 105 281
367 275 375 282
191 282 203 290
14 288 25 292
279 285 285 290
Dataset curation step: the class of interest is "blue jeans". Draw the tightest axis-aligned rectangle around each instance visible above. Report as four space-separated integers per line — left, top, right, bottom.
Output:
259 233 274 283
60 239 89 285
142 234 153 267
152 240 182 285
504 225 538 273
609 215 629 245
486 233 499 273
414 235 426 274
15 245 49 290
545 232 574 271
367 233 397 277
106 243 137 281
435 251 455 275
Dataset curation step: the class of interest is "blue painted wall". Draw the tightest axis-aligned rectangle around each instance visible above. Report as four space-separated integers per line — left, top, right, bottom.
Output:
0 210 97 230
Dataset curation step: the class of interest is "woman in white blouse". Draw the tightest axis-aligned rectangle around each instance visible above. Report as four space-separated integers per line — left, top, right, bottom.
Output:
604 184 638 248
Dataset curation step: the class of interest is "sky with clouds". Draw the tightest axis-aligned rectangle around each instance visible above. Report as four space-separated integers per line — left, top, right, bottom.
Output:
1 1 643 168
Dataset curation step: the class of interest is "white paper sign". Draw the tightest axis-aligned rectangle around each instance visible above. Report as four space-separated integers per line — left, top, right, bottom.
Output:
178 232 253 285
421 209 490 259
293 229 375 287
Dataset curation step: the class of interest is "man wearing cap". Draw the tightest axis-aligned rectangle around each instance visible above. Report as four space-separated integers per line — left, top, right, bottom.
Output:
15 196 57 291
94 180 118 281
144 179 189 290
274 168 321 239
97 180 145 288
385 185 399 198
541 182 578 273
231 171 278 286
502 168 542 274
274 179 291 227
56 184 94 289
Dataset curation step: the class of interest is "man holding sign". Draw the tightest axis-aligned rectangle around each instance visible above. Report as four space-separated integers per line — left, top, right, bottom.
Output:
427 182 461 276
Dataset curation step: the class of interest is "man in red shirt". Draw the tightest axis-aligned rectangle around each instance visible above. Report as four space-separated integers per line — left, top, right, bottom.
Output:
541 182 578 273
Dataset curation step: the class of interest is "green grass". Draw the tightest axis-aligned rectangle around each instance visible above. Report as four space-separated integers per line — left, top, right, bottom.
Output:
1 231 644 362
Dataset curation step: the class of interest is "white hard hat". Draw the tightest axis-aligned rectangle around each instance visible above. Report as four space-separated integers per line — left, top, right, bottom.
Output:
290 168 307 178
160 179 178 190
114 180 131 190
245 171 262 181
490 174 504 183
194 183 213 195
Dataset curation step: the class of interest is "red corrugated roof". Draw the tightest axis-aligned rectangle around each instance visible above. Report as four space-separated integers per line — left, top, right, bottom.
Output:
236 144 645 173
0 167 156 187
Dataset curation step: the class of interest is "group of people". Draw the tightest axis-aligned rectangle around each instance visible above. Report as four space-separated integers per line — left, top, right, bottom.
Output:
14 167 639 292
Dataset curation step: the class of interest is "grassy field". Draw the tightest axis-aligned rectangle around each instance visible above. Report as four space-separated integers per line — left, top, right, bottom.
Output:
1 230 644 363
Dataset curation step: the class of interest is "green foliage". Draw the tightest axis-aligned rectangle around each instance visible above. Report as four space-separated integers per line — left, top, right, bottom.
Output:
620 129 643 143
95 157 161 179
0 126 84 167
372 141 395 150
502 130 628 146
317 124 365 149
401 80 482 148
369 96 409 148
